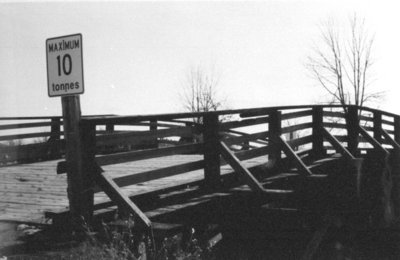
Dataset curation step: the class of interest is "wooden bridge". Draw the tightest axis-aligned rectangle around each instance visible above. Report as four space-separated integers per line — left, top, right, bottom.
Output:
1 104 400 255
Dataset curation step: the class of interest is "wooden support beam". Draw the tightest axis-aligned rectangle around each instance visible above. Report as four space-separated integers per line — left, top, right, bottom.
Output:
358 126 389 157
321 128 355 161
94 170 152 228
381 129 400 151
219 141 265 192
279 136 313 176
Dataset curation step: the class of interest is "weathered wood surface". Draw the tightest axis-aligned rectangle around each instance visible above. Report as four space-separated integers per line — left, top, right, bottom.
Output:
0 154 266 223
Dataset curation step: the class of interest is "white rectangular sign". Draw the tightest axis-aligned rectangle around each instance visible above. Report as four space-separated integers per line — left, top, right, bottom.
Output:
46 34 84 97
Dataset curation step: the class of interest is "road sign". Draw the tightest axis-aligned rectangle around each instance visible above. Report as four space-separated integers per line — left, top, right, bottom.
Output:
46 34 84 97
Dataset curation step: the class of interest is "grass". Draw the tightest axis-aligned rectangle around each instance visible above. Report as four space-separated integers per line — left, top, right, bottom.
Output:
5 217 217 260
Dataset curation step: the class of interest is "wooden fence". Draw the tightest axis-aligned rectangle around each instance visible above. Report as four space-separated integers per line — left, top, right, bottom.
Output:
51 104 400 229
0 116 64 164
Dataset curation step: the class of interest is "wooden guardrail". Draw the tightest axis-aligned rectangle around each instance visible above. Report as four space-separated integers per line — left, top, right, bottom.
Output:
19 105 400 230
0 116 64 164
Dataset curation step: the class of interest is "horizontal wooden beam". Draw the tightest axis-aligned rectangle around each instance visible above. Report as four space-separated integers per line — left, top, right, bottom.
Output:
0 132 54 141
323 122 347 129
107 160 205 189
281 122 313 134
57 143 202 173
222 131 269 146
286 135 313 149
96 127 192 146
0 121 61 130
281 109 312 120
219 116 268 130
323 110 346 119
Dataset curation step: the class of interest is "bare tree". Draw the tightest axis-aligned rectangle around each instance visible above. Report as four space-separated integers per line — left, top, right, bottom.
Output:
181 64 226 123
307 15 394 225
307 15 383 114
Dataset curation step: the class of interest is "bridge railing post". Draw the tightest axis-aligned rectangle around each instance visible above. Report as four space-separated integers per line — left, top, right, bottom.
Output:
203 113 221 189
395 116 400 146
346 106 359 156
49 118 61 159
392 116 400 219
373 111 383 144
269 110 282 168
105 123 114 133
80 121 96 225
312 106 324 160
150 119 158 148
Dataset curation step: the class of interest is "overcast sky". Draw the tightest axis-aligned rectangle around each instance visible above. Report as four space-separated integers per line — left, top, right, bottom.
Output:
1 0 399 117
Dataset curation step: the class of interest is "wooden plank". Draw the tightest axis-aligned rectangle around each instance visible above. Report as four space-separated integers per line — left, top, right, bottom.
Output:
321 128 355 160
0 116 61 120
281 109 312 120
323 110 346 119
96 127 192 146
235 145 272 161
286 135 313 149
222 131 269 146
94 171 151 227
281 122 313 134
57 143 202 173
219 141 265 192
323 122 347 129
279 136 312 176
0 132 53 141
382 119 394 126
0 121 59 130
219 116 268 130
106 160 205 189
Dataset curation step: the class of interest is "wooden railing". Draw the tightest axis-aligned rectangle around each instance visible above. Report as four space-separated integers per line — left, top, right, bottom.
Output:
0 116 64 164
51 104 400 229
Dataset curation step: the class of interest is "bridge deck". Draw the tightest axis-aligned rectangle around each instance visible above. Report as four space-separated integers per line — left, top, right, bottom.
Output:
0 155 266 223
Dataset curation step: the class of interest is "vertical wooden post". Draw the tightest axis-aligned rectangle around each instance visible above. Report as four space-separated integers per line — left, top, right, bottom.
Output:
150 119 158 148
312 107 324 160
373 112 383 144
395 116 400 145
80 121 97 225
49 118 61 159
346 106 359 156
269 110 282 168
105 123 114 133
393 116 400 219
61 96 92 230
203 113 221 189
